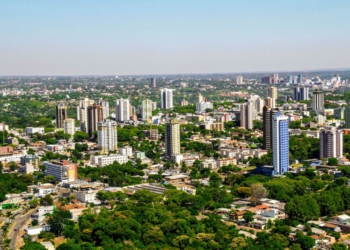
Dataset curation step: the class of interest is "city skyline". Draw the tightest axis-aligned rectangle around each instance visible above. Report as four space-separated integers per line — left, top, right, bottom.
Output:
1 0 350 76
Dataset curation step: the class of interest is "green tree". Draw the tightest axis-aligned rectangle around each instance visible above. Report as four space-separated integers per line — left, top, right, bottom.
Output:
328 157 338 166
285 195 320 222
20 242 46 250
40 194 53 206
243 211 254 223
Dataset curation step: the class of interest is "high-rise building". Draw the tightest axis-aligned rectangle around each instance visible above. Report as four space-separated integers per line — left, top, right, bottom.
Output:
272 112 289 175
77 98 94 133
56 103 68 129
63 118 75 136
263 106 279 150
345 106 350 129
320 127 343 159
255 98 265 113
179 100 189 106
198 93 205 102
141 99 153 121
87 103 104 137
161 88 174 109
115 99 130 122
297 74 303 84
240 101 256 130
98 119 118 153
288 75 293 84
165 118 180 158
312 91 324 111
151 78 156 88
98 99 110 119
293 86 309 101
236 75 243 84
267 86 278 99
44 160 77 182
265 97 276 109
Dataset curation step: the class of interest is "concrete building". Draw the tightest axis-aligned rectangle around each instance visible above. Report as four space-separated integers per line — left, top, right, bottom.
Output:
141 99 153 121
312 91 324 111
76 190 97 203
267 86 278 99
293 86 309 101
196 101 213 112
26 127 45 135
320 127 343 159
21 154 39 173
265 97 276 109
165 118 181 158
263 106 279 150
77 98 94 133
150 77 156 88
87 103 104 137
240 101 256 130
180 100 189 106
91 154 129 167
236 75 243 84
98 99 110 120
97 120 118 153
161 88 173 109
63 118 75 136
44 160 77 182
56 103 68 129
272 112 289 175
115 99 130 122
345 106 350 129
334 107 345 120
119 146 133 157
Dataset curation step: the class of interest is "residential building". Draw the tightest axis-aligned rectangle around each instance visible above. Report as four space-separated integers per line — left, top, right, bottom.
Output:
345 106 350 129
87 103 104 137
21 154 39 170
265 97 276 109
56 103 68 129
91 154 129 167
26 127 44 135
293 86 309 101
97 120 118 153
143 129 159 140
115 99 130 122
211 122 224 131
98 99 110 119
0 146 13 154
119 146 133 157
312 91 324 111
76 190 97 203
196 101 213 112
165 118 181 157
150 77 156 88
263 106 279 150
77 98 94 133
298 74 303 84
236 75 243 84
179 100 188 106
64 118 75 136
272 112 289 175
161 88 173 109
141 99 153 121
44 160 77 182
267 86 278 99
320 127 343 159
240 101 256 130
334 107 345 120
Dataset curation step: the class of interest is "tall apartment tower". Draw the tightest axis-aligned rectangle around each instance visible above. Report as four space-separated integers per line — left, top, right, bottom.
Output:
267 86 278 99
98 120 118 153
151 78 156 88
63 118 75 136
77 98 94 133
320 127 343 159
297 74 303 84
115 99 130 122
263 106 278 150
98 99 110 119
161 88 174 109
312 91 324 111
87 103 104 137
293 87 309 101
141 99 153 121
272 112 289 175
56 103 68 129
236 75 243 84
265 97 276 109
165 118 181 158
240 101 256 130
345 106 350 129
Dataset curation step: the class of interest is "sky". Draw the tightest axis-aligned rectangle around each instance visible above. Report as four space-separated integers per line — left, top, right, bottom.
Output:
0 0 350 76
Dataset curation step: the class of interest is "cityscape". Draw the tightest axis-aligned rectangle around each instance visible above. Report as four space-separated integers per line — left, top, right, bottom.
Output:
1 1 350 250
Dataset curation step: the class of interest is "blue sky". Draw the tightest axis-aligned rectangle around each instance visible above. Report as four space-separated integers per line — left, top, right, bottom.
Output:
0 0 349 75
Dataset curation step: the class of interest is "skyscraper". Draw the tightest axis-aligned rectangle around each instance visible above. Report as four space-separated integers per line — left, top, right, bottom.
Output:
141 99 153 121
320 127 343 159
265 97 276 109
345 106 350 129
293 87 309 101
87 103 104 137
240 101 256 130
267 86 278 99
272 112 289 175
312 91 324 111
77 98 94 133
297 74 303 84
161 88 173 109
56 103 68 129
165 118 180 158
64 118 75 136
115 99 130 122
263 106 278 150
151 78 156 88
98 99 110 119
236 75 243 84
98 119 118 153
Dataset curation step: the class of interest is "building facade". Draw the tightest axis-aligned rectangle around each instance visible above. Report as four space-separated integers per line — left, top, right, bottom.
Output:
272 112 289 175
97 120 118 153
165 119 181 157
115 99 130 122
77 98 94 133
267 87 278 99
56 103 68 129
63 118 75 136
320 127 343 159
141 99 153 121
87 103 104 137
98 99 110 120
240 101 256 130
263 106 279 150
312 91 324 111
44 160 77 182
161 88 173 109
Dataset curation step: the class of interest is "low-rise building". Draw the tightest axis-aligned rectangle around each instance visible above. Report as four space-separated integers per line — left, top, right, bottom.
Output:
26 127 45 135
119 146 133 157
76 190 97 203
44 160 77 182
91 154 129 167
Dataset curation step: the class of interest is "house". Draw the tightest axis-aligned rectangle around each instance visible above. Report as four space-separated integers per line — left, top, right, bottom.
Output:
27 183 56 196
332 214 350 225
31 206 55 222
75 190 97 203
24 225 50 235
164 174 190 184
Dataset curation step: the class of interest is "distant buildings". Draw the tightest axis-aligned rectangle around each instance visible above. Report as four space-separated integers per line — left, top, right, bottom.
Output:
267 86 278 99
141 99 154 121
150 78 156 88
165 118 180 158
44 160 77 182
98 99 110 120
261 74 279 84
297 74 303 84
87 103 104 137
56 103 68 129
77 98 94 133
240 101 256 130
236 75 243 84
64 118 75 136
179 100 188 106
91 154 128 167
115 99 130 122
161 88 173 109
293 86 309 101
26 127 44 135
97 120 118 153
312 91 324 111
265 97 276 109
320 127 343 159
263 106 278 150
196 101 213 112
272 112 289 175
345 106 350 129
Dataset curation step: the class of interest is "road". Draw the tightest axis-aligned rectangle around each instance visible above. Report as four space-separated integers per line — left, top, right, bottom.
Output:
8 208 37 250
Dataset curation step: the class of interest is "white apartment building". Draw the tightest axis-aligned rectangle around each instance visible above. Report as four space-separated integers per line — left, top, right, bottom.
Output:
115 99 130 122
91 154 129 167
64 118 75 136
320 127 343 159
196 101 213 112
76 190 97 203
119 146 133 157
77 98 94 133
26 127 45 135
161 88 173 109
98 120 118 153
